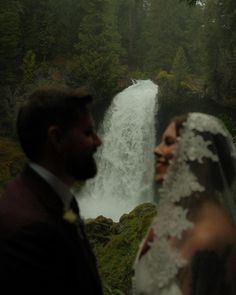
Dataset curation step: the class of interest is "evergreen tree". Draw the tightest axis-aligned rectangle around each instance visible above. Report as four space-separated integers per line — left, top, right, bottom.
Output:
19 0 56 61
0 0 21 85
144 0 198 75
22 50 36 85
0 0 22 136
203 0 236 104
171 47 190 82
47 0 82 56
116 0 148 70
71 0 125 99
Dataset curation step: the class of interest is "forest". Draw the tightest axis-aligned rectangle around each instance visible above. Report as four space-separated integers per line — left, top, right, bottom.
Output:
0 0 236 138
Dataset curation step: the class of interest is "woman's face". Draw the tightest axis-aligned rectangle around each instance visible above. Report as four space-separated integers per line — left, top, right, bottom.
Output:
154 121 177 183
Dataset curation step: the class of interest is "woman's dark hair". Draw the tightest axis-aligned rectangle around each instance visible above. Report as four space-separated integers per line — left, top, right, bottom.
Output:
17 86 93 162
169 114 188 136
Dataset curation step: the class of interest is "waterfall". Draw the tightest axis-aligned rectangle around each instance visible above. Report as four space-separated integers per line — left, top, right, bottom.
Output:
77 79 158 221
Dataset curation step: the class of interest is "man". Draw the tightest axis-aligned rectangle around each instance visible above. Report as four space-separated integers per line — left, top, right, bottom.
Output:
0 86 103 294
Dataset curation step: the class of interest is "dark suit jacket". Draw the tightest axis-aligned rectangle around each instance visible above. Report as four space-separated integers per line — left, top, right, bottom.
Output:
0 165 104 294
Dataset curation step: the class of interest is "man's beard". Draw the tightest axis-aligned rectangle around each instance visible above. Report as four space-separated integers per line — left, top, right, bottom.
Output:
66 156 97 181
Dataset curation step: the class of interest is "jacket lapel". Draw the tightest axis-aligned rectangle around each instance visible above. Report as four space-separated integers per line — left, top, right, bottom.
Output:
21 165 64 219
20 165 103 292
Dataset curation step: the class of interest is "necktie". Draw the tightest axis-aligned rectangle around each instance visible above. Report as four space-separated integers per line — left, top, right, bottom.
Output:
69 197 85 240
70 197 79 215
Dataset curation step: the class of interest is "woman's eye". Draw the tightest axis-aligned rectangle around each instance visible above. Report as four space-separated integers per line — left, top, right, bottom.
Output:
165 137 175 146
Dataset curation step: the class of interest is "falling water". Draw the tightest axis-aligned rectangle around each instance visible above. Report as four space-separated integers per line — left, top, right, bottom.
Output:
77 80 158 221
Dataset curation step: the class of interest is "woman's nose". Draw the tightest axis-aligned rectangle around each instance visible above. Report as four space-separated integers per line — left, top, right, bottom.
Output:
153 143 162 156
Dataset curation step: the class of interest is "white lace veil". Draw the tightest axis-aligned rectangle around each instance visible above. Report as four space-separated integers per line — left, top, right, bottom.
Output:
133 113 236 295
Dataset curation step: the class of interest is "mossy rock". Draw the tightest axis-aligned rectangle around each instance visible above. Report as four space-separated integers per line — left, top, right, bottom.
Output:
85 202 157 295
85 215 115 251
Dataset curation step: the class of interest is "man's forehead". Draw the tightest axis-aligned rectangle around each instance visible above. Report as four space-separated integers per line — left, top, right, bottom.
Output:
76 112 95 127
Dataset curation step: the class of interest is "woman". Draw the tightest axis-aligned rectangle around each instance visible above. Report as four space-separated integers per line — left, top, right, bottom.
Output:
133 113 236 295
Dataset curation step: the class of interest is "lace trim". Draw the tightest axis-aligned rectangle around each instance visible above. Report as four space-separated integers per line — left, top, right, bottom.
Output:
185 113 236 159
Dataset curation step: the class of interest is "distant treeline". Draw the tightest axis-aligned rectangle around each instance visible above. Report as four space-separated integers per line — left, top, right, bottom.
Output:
0 0 235 137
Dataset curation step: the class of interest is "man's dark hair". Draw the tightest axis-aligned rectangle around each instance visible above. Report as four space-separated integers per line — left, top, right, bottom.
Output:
17 86 93 162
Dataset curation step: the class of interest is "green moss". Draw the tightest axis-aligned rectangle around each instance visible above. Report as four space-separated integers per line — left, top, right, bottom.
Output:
156 69 203 107
85 215 114 252
85 203 157 295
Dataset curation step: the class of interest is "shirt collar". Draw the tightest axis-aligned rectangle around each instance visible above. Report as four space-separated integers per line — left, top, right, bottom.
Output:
29 162 73 209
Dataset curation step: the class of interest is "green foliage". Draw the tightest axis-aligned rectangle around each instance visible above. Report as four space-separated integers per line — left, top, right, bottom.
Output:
219 114 236 141
0 1 21 85
0 0 235 138
85 203 157 295
0 137 26 191
129 69 147 80
156 70 177 104
46 0 83 56
116 0 147 69
156 69 197 105
19 0 56 61
144 0 200 75
0 85 21 136
103 282 126 295
171 47 190 83
180 0 198 5
22 50 36 85
0 92 12 136
71 0 125 99
202 0 236 106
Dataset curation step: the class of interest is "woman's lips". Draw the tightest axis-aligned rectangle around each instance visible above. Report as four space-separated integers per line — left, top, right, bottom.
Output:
156 163 165 173
156 160 169 176
156 161 168 168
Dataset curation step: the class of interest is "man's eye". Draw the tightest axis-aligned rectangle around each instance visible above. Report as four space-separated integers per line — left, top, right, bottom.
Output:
85 130 93 136
85 128 97 136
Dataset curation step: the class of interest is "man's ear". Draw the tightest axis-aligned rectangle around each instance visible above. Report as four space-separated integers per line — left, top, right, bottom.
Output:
47 125 65 150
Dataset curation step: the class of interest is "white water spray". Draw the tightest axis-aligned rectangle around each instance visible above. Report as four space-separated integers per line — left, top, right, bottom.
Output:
77 80 158 221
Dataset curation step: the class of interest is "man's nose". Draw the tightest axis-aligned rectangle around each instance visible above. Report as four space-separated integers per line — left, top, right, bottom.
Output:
94 133 102 147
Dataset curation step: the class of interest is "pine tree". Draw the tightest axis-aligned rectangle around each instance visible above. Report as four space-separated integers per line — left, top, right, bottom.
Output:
171 47 190 82
116 0 148 69
203 0 236 104
71 0 125 99
22 50 36 85
144 0 199 75
19 0 56 61
47 0 82 56
0 0 21 85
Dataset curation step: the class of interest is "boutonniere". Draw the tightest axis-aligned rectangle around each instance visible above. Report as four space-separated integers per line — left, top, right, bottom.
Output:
62 207 85 240
63 208 78 224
